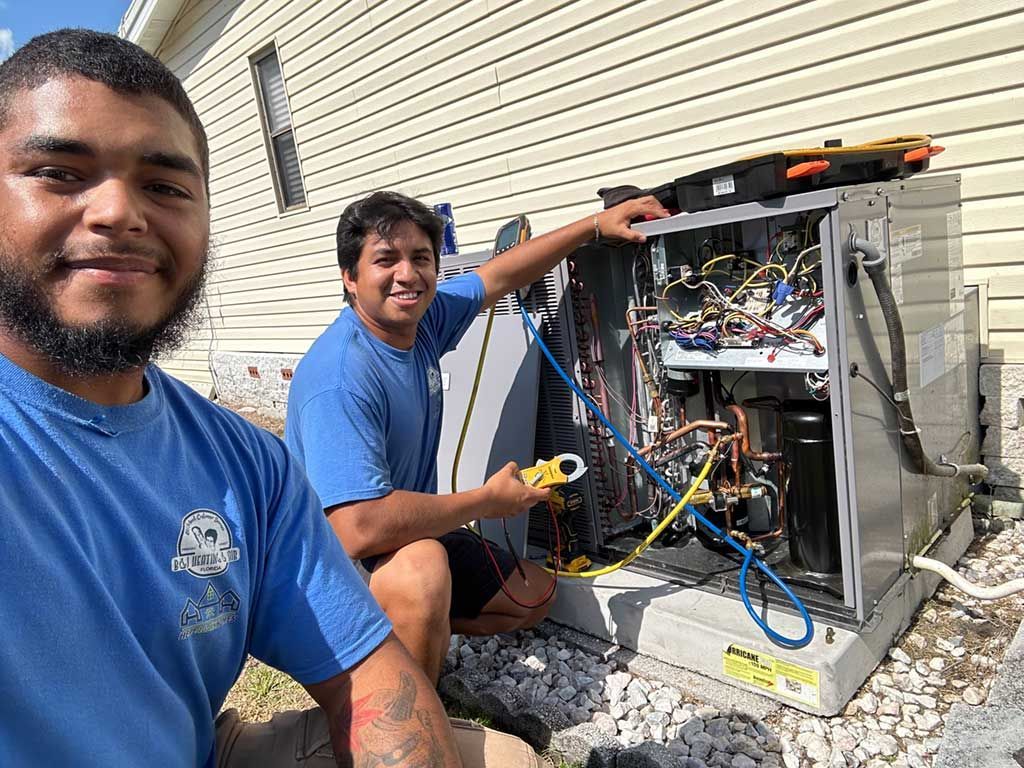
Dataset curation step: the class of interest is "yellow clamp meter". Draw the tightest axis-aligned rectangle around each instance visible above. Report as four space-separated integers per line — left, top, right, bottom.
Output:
519 453 588 490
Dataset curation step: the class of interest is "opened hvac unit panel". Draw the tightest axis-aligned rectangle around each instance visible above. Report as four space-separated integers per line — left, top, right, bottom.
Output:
533 177 978 713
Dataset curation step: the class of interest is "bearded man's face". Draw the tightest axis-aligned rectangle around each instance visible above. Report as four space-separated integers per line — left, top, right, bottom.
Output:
0 76 210 375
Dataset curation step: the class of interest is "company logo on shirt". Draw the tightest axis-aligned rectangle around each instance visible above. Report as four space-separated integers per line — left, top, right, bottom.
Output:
171 509 240 578
179 582 240 640
426 366 442 398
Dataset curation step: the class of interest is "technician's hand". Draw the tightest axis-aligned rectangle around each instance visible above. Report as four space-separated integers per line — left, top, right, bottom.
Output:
595 195 670 244
480 462 551 519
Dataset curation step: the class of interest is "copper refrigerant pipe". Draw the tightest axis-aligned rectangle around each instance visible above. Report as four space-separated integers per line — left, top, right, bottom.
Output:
731 439 742 487
752 464 788 543
636 420 731 458
621 420 731 522
723 404 786 541
725 404 783 462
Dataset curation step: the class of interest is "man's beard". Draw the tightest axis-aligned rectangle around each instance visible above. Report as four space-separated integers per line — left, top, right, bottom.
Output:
0 247 210 377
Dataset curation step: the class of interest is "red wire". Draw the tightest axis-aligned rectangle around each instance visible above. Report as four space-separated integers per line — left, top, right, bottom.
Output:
477 502 561 610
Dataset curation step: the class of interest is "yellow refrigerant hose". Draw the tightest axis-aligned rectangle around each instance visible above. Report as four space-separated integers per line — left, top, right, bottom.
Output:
544 442 722 578
450 304 496 494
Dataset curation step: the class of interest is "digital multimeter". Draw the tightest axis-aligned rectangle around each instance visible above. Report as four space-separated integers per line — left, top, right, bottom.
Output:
493 214 531 255
493 214 532 299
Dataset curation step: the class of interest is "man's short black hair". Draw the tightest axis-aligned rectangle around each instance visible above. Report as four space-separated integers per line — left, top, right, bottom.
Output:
336 191 445 303
0 28 209 182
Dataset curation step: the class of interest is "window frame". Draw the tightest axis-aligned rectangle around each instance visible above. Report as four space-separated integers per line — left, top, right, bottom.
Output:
249 41 308 214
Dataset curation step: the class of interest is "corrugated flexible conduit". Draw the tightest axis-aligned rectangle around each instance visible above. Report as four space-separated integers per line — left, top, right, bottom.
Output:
849 234 987 480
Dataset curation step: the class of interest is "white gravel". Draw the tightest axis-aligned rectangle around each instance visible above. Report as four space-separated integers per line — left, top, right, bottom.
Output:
444 520 1024 767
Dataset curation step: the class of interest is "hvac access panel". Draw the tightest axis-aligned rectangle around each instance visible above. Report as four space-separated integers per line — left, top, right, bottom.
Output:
543 176 976 629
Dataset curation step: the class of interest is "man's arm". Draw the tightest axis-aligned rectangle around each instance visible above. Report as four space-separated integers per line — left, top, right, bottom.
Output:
475 196 669 311
328 462 548 559
305 633 462 768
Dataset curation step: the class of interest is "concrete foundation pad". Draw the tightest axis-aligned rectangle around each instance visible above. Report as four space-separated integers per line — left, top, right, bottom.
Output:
547 510 973 716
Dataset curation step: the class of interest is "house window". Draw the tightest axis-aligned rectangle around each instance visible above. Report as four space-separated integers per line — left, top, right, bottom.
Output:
252 46 305 210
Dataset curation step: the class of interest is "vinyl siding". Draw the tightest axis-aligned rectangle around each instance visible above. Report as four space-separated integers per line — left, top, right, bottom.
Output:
150 0 1024 388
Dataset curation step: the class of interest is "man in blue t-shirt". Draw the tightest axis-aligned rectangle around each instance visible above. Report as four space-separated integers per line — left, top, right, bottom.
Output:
0 30 544 768
286 192 667 682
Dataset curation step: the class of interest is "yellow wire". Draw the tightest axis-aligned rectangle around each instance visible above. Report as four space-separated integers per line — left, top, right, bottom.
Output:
545 443 721 578
700 254 736 274
743 259 786 278
787 328 823 352
731 263 780 300
658 276 688 299
784 245 821 283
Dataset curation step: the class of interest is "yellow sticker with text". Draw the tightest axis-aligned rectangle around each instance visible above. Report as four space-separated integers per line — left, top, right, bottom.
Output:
723 643 819 707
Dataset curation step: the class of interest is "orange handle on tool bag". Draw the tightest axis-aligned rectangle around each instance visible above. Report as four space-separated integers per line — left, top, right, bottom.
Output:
786 160 831 180
904 145 944 163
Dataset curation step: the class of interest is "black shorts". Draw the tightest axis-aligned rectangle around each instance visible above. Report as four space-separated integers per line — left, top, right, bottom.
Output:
361 528 518 620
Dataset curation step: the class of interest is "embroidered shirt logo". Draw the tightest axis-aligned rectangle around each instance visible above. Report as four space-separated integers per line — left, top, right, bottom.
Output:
171 509 240 578
179 582 240 640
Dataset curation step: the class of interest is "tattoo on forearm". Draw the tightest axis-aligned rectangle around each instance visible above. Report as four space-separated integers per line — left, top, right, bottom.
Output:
336 671 445 768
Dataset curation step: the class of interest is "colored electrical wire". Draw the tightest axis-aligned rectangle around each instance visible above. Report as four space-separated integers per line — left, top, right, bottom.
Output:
516 293 814 649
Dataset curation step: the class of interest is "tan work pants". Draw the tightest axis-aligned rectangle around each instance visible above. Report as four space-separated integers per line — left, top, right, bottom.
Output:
215 707 551 767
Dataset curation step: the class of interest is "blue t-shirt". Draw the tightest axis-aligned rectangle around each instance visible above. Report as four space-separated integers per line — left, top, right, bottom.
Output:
285 273 484 508
0 353 391 767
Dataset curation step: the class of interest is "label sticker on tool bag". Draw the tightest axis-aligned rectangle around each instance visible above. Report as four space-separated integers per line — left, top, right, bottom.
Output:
723 644 820 707
712 175 735 196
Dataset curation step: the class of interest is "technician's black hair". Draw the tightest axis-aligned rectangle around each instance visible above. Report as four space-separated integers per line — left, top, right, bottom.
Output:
336 191 445 303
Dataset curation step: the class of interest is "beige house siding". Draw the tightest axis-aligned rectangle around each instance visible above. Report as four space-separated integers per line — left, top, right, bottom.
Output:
141 0 1024 390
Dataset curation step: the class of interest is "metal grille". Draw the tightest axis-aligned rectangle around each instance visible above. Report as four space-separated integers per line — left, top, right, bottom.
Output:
438 253 599 550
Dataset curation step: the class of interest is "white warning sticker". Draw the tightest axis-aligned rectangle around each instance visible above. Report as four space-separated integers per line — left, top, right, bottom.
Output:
947 210 964 317
944 312 965 373
712 174 736 196
890 224 923 266
891 263 904 305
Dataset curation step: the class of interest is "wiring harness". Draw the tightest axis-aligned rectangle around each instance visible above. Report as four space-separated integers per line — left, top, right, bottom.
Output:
657 226 826 360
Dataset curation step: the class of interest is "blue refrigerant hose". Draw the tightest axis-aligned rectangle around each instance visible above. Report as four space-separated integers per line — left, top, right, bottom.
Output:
516 293 814 649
